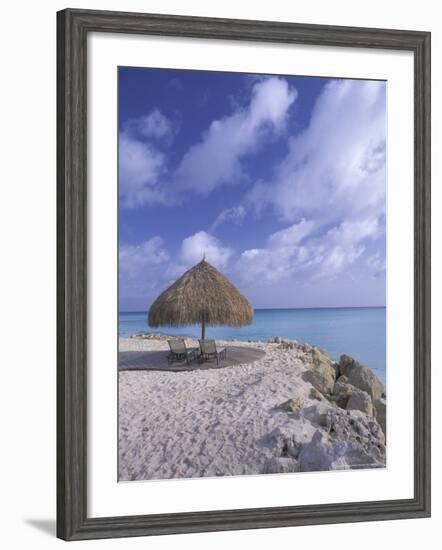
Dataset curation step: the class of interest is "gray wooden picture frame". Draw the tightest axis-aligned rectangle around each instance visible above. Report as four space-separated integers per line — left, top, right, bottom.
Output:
57 8 431 541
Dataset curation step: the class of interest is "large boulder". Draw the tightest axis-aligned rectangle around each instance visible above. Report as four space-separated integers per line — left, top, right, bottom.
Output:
346 389 374 416
298 430 339 471
297 409 386 472
326 409 385 459
311 347 333 368
266 422 316 459
339 354 358 377
303 363 336 395
332 375 354 408
297 429 377 472
302 401 334 427
348 367 385 401
310 347 341 378
339 355 385 400
373 397 386 436
279 407 386 473
334 440 384 469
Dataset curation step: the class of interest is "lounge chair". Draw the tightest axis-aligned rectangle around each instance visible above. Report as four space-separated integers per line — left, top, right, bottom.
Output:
167 339 198 365
198 339 227 365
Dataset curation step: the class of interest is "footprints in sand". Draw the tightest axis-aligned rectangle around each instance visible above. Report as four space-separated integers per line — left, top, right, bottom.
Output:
119 339 308 481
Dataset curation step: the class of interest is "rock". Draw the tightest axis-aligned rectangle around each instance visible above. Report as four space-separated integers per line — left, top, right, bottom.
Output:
331 362 341 378
297 407 386 472
298 427 385 472
347 367 385 401
309 387 324 401
303 401 334 427
346 389 374 416
368 419 384 445
338 355 385 400
327 409 385 459
373 397 386 436
334 438 383 469
266 422 316 459
303 362 336 395
311 347 333 369
278 398 304 413
298 430 336 471
281 340 297 350
274 336 283 344
266 426 298 457
297 429 351 471
299 342 313 353
263 457 299 474
332 376 354 408
339 354 357 377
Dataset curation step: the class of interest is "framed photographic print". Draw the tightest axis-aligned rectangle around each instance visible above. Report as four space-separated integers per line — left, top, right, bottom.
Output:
57 8 431 541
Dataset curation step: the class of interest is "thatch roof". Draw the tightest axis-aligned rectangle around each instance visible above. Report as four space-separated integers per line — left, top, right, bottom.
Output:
148 259 253 329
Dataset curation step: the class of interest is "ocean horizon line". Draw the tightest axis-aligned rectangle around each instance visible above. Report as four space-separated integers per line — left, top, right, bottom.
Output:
120 305 386 315
119 306 386 382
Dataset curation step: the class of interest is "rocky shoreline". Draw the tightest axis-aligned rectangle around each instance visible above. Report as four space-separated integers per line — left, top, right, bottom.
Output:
119 335 386 480
264 339 386 474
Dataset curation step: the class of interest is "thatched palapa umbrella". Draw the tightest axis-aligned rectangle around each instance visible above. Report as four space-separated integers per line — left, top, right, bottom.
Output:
148 258 253 339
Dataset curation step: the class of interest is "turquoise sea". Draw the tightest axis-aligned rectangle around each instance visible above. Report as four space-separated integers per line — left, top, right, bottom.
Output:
119 307 386 383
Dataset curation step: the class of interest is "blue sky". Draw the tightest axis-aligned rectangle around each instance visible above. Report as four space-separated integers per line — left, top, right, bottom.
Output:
119 67 386 312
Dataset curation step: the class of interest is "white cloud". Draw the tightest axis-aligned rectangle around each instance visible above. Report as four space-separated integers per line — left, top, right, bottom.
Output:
119 237 170 309
129 108 173 141
180 231 232 269
119 109 175 208
118 78 386 309
119 131 167 208
237 79 386 288
234 219 314 284
211 205 246 231
119 237 170 280
315 217 382 277
267 218 316 248
248 79 386 225
236 246 298 285
123 108 173 142
118 78 296 208
235 216 381 285
166 78 183 91
366 251 386 275
327 217 380 244
174 77 297 194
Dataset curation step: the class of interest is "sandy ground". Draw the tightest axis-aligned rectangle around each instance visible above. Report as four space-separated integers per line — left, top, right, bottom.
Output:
119 337 318 481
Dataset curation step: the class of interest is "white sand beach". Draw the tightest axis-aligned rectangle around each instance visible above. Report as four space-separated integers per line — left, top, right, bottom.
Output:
119 336 386 481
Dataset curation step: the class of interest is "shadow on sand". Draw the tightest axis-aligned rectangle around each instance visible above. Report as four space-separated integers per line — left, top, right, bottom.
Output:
118 345 266 372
